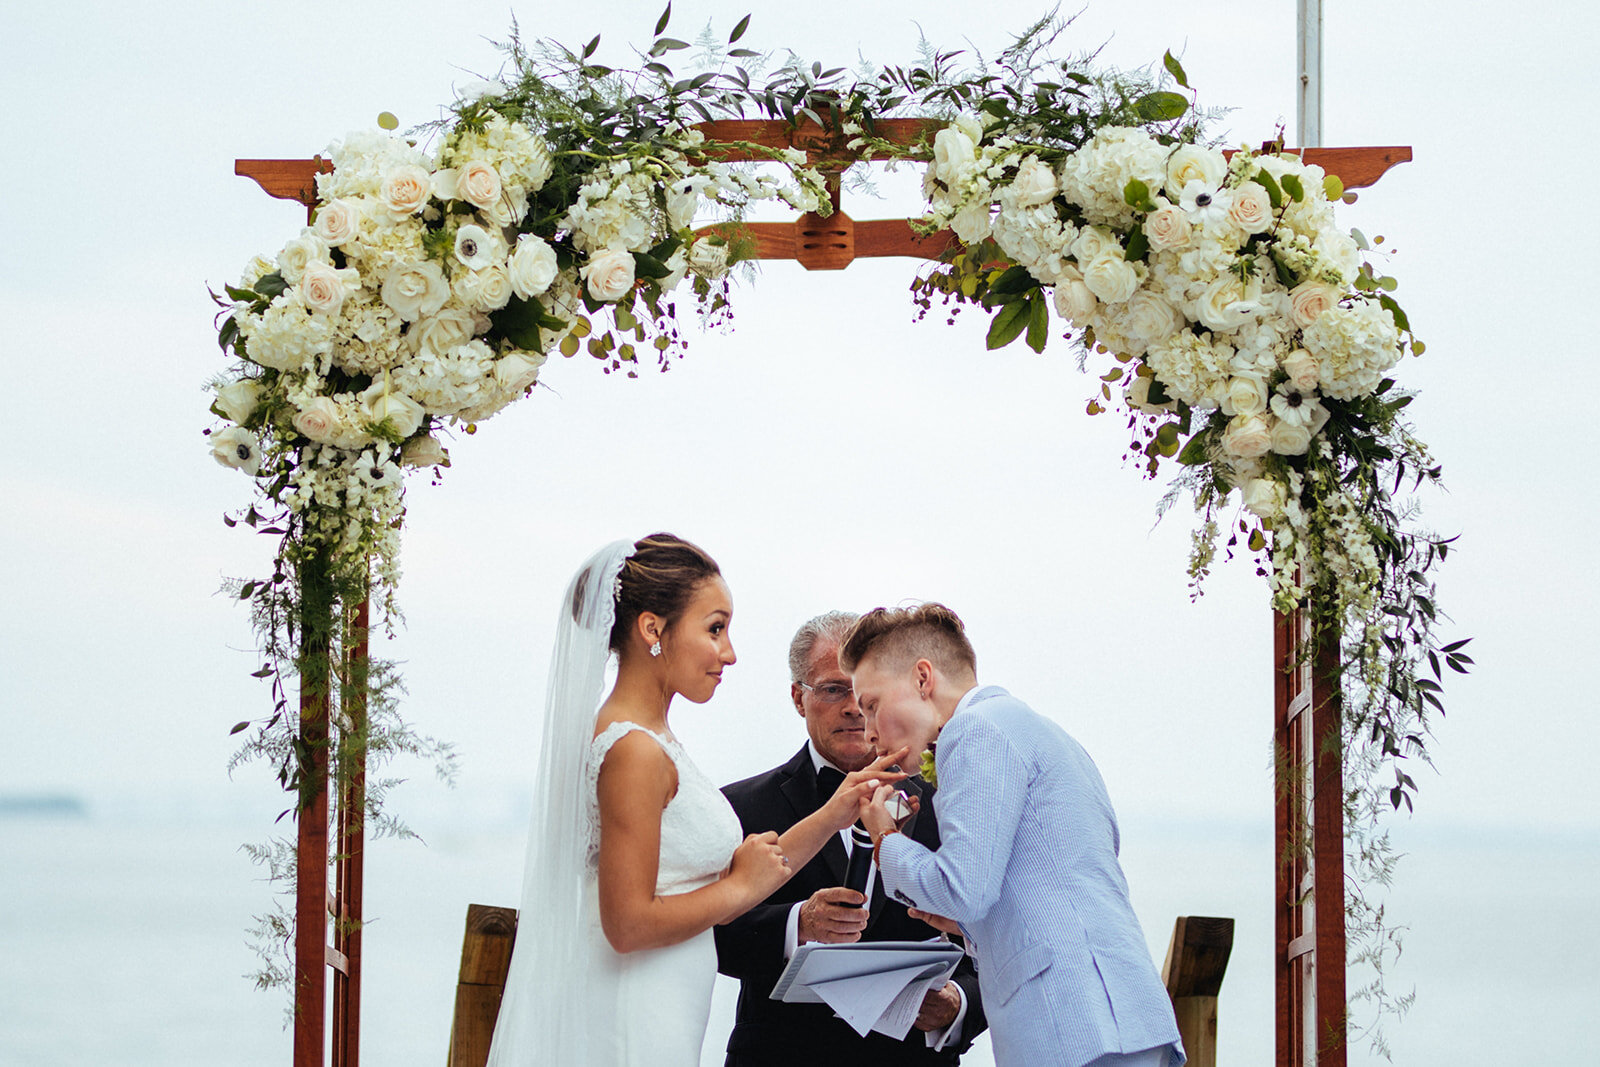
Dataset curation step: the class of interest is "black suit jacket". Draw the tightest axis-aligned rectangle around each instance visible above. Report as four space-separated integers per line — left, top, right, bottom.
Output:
714 746 985 1066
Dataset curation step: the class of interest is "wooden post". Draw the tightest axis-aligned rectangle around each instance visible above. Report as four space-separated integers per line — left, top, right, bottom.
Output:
445 905 520 1067
332 597 369 1067
294 551 334 1067
1161 916 1235 1067
1274 603 1347 1066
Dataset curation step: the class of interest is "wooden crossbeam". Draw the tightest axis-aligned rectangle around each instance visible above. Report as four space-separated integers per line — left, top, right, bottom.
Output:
236 123 1411 205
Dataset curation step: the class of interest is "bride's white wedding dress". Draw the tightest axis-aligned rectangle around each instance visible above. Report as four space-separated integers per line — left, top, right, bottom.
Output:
579 721 743 1065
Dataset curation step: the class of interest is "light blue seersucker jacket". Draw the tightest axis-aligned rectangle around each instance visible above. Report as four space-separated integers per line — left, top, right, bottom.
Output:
876 686 1184 1067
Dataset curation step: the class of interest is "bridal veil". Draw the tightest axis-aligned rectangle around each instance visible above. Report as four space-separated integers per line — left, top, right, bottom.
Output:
486 539 633 1065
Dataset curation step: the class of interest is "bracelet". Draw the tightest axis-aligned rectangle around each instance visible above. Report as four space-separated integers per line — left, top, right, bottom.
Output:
873 828 901 867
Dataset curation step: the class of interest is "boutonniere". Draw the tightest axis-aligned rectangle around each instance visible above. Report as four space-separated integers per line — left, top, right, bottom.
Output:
918 744 937 788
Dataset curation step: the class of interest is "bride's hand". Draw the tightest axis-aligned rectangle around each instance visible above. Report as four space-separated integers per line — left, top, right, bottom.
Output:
821 749 912 831
727 831 791 900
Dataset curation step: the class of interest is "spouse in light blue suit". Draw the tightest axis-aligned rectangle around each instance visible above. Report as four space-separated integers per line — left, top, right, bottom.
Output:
872 685 1184 1067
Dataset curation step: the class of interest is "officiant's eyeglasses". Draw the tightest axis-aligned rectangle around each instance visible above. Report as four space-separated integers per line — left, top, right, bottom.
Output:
798 681 855 704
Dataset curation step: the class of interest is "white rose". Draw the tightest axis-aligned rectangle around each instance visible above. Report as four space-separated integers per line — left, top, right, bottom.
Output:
410 307 478 356
1008 156 1058 208
1289 281 1341 329
1071 226 1119 263
474 266 514 310
454 224 496 271
380 165 432 217
431 168 459 202
931 126 977 187
299 260 359 316
360 382 426 439
949 200 993 244
1124 374 1176 415
1241 477 1287 521
210 426 261 475
381 261 450 322
1053 275 1097 323
1315 229 1361 284
658 248 689 291
1196 273 1264 332
1081 254 1140 305
581 249 637 302
1283 348 1320 391
276 231 329 285
1143 201 1192 251
312 199 362 246
1222 374 1269 417
457 161 503 211
1220 413 1273 459
508 235 559 299
1166 145 1228 199
239 254 275 289
214 380 264 424
292 396 346 444
953 112 985 145
1119 290 1183 351
400 434 450 469
687 239 730 280
1270 418 1313 456
1229 182 1274 234
494 351 546 395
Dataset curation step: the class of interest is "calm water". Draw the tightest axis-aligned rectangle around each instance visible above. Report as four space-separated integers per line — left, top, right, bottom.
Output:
2 795 1592 1065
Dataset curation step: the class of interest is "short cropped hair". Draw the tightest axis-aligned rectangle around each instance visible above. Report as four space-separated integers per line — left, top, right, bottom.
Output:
787 611 859 683
837 603 977 677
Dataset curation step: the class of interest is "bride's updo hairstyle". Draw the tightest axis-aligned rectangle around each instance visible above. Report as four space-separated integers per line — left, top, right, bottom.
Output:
837 603 977 677
607 532 722 655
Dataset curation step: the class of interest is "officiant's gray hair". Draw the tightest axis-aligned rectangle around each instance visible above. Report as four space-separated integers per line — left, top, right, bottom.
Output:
788 611 859 683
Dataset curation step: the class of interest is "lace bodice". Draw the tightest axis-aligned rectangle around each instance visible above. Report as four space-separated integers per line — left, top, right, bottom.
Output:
585 722 744 894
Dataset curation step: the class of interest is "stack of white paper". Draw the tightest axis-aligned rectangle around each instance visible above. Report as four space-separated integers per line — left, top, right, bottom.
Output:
769 940 965 1040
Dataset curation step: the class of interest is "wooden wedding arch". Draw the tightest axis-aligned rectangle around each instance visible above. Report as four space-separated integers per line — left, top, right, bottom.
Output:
237 119 1410 1067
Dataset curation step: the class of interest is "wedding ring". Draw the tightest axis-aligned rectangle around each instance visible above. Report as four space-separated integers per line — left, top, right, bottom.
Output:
781 856 790 866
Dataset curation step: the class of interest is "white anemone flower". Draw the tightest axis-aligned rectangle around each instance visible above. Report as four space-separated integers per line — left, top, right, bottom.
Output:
454 224 496 271
352 450 402 490
1270 382 1330 431
1178 179 1235 227
210 426 261 476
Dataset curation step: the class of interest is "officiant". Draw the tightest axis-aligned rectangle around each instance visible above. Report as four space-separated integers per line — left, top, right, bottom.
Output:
715 612 986 1066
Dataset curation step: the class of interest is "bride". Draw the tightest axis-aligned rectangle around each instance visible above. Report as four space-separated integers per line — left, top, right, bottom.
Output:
487 534 907 1065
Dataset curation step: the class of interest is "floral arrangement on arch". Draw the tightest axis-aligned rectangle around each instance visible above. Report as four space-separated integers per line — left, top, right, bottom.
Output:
211 95 827 600
921 118 1420 614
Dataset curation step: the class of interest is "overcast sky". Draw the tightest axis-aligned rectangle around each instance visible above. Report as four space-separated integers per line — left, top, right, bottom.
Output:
2 1 1596 1063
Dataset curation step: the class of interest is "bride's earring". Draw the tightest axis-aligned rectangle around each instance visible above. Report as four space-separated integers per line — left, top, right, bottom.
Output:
649 640 662 657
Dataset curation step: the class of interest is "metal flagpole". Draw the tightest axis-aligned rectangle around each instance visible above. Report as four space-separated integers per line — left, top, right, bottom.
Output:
1298 0 1324 147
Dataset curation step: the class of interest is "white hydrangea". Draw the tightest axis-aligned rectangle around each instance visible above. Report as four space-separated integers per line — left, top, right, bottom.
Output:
237 295 334 373
1301 300 1401 400
563 168 654 253
1146 328 1235 408
1057 126 1168 227
391 339 498 416
1093 290 1185 357
317 130 432 202
439 113 554 220
989 203 1073 282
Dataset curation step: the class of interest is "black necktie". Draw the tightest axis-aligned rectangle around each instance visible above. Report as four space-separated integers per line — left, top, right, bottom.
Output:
817 767 875 899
